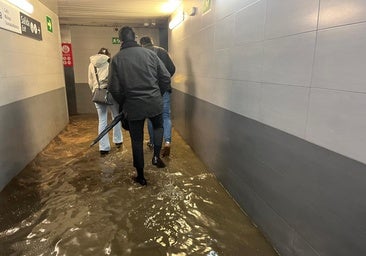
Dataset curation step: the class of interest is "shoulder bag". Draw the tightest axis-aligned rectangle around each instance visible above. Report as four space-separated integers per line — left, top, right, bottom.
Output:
92 66 113 105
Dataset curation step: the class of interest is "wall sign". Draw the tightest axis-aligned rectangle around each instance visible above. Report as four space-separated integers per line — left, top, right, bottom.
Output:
202 0 212 15
62 43 74 67
0 0 21 33
0 1 42 40
112 37 120 44
20 12 42 40
46 15 52 32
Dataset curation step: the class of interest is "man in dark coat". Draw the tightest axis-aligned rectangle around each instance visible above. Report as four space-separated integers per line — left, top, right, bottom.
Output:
140 36 175 157
108 26 171 186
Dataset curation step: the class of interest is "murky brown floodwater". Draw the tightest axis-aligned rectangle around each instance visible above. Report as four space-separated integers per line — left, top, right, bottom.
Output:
0 115 277 256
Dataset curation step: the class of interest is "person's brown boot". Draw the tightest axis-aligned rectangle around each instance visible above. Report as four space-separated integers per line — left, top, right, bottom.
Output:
161 142 171 157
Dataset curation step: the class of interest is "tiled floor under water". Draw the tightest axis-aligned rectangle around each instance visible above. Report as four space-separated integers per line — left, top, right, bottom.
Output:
0 114 278 256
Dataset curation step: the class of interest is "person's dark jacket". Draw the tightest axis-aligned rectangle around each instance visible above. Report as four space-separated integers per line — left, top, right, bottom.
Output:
108 41 171 120
143 43 175 77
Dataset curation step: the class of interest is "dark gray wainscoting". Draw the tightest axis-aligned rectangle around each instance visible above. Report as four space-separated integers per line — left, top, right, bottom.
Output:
75 83 97 114
171 89 366 256
64 67 77 115
0 88 69 191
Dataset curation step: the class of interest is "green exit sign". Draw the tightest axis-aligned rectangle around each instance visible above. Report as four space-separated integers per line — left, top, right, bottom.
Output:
112 37 121 44
46 16 53 32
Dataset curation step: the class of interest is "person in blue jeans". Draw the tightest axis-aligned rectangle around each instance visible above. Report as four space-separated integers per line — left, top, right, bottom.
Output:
140 36 176 157
88 48 123 156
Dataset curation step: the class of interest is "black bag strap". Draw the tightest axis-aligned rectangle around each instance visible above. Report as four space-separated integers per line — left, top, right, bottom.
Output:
94 66 101 89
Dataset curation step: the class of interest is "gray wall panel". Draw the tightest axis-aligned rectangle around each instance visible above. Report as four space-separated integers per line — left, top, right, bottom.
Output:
0 88 69 191
223 170 318 256
64 67 77 115
171 89 366 256
75 83 96 114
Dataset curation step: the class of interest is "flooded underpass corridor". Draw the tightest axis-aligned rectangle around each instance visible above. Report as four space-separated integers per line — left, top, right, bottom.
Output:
0 114 278 256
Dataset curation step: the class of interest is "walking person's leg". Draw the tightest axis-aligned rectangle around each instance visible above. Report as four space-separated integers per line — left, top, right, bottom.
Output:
147 120 154 149
149 114 165 168
161 92 172 157
109 99 123 147
128 119 147 185
95 103 110 155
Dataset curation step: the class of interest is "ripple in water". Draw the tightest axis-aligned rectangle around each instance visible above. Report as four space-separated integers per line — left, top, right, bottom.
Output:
0 115 277 256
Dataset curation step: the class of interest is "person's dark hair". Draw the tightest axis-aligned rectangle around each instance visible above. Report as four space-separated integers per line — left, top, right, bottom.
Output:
139 36 153 46
119 26 136 42
98 47 110 56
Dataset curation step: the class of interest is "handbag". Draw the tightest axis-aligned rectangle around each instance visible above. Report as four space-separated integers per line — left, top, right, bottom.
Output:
92 66 113 105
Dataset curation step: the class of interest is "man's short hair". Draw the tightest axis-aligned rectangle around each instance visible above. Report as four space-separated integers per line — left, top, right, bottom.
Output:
140 36 153 46
119 26 136 42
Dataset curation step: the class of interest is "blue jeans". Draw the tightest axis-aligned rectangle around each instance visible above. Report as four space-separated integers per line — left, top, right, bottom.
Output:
148 91 171 144
95 97 123 151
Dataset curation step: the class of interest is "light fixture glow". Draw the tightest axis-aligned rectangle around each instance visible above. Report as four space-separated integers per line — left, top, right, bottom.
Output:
7 0 34 14
169 7 184 30
161 0 181 13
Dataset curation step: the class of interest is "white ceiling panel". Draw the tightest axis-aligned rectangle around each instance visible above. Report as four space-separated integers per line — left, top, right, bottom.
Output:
41 0 195 28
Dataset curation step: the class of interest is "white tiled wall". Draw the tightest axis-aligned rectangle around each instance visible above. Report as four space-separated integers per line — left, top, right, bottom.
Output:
312 23 366 93
262 32 316 87
234 0 266 44
318 0 366 29
264 0 318 39
0 0 64 107
171 0 366 164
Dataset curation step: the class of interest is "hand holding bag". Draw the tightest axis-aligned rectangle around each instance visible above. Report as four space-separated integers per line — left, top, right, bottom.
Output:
92 66 113 105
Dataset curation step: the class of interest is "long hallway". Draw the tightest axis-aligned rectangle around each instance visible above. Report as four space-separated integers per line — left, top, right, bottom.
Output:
0 114 277 256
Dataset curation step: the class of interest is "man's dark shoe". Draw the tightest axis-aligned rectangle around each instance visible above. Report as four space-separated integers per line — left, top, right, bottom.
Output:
115 142 123 148
133 176 147 186
152 156 166 168
100 150 109 156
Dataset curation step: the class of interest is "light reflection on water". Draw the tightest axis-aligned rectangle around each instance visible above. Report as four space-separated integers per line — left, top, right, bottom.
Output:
0 115 277 256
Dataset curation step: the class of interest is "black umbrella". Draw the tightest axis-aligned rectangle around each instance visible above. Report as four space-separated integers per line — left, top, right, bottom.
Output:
90 112 129 147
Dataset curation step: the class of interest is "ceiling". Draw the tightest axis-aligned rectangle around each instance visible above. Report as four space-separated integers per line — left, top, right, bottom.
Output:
50 0 192 28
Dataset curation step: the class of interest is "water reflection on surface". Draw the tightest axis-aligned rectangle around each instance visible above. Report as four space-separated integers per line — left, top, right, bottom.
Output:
0 115 277 256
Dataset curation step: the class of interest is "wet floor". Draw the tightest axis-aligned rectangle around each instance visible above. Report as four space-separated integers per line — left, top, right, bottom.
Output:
0 114 278 256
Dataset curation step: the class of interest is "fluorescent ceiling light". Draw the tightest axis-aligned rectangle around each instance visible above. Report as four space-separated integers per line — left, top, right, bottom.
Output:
7 0 34 14
161 0 181 13
169 7 184 30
